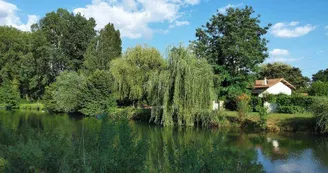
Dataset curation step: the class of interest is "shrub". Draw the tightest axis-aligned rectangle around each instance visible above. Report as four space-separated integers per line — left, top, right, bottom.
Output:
276 94 315 111
235 94 251 123
255 105 268 130
310 98 328 134
277 106 305 114
309 82 328 96
43 71 86 113
79 70 116 116
250 96 262 112
0 80 20 108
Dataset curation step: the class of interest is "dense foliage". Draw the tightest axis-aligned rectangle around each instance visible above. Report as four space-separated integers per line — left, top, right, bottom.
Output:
43 71 85 113
110 45 165 106
311 98 328 134
259 62 310 89
312 68 328 82
192 6 270 98
275 94 315 111
148 46 214 126
309 82 328 96
236 94 251 123
0 80 20 107
79 70 116 116
36 8 96 71
84 23 122 73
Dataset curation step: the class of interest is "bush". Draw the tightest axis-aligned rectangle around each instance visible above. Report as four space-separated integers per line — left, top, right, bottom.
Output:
309 82 328 96
255 105 268 130
277 106 305 114
0 80 20 108
79 70 116 116
310 98 328 134
276 94 315 111
43 71 86 113
250 96 262 112
235 94 251 123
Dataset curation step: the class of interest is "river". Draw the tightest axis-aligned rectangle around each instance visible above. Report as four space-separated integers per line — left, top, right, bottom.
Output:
0 110 327 173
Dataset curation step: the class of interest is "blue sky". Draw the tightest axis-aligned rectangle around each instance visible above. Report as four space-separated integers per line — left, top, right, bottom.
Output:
1 0 328 78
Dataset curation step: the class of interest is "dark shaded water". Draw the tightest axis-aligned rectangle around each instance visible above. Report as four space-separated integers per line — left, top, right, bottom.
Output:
0 110 327 173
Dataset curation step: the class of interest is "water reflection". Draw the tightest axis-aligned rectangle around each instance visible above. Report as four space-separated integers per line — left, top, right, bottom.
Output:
0 110 327 173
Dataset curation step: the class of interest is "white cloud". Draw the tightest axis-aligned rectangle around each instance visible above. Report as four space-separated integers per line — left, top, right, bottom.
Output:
269 49 289 57
271 21 316 38
268 48 301 63
0 0 38 31
169 20 190 28
74 0 200 39
218 3 243 14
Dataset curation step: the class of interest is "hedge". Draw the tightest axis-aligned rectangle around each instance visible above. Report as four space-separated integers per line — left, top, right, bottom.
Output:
276 94 315 110
276 106 305 114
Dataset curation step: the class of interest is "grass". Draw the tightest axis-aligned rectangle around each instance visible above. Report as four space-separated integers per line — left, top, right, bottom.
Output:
18 103 44 110
223 111 315 132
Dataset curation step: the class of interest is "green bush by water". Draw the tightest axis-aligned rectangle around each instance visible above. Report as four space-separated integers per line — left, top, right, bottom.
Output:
311 98 328 134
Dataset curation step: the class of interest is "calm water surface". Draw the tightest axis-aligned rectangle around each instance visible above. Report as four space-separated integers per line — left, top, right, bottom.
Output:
0 110 327 173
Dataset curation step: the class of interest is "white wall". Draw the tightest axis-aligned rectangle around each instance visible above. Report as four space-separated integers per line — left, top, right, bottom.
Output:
259 82 292 97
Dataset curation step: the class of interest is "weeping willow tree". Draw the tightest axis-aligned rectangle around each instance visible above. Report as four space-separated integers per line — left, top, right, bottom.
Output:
148 46 215 126
110 45 165 106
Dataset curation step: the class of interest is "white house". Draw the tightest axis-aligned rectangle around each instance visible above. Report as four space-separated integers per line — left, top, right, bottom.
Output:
252 78 296 97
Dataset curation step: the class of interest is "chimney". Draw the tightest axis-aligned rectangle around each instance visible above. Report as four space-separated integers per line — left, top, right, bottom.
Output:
264 77 268 86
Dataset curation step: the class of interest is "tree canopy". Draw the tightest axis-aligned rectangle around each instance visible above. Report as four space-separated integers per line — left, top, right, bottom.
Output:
192 6 270 98
258 62 310 89
110 45 165 105
84 23 122 73
312 68 328 82
36 8 96 71
148 46 214 126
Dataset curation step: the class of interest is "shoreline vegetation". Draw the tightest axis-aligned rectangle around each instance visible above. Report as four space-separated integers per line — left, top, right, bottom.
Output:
0 5 327 135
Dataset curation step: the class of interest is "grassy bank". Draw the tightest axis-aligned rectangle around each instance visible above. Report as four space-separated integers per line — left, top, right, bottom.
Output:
0 103 44 111
224 111 316 133
120 108 316 133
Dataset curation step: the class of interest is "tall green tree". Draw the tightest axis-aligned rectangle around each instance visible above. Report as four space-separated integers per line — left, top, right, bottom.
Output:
79 70 116 116
192 6 270 98
84 23 122 72
258 62 310 89
110 45 165 105
148 46 214 126
0 26 29 84
19 31 54 100
312 68 328 82
36 8 96 72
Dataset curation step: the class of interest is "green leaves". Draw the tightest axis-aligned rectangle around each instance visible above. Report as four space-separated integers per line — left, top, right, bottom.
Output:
259 62 310 89
79 70 116 116
84 23 122 73
110 45 165 105
192 6 270 98
148 46 214 126
43 71 86 113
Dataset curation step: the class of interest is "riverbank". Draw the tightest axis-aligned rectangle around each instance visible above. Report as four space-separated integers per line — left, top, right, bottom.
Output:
223 111 316 133
123 108 316 133
0 103 44 111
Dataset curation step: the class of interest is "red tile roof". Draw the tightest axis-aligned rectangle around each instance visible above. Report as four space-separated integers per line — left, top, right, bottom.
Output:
254 78 296 90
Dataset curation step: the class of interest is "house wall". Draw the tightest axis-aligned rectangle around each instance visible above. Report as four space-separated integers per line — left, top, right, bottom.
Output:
259 82 292 97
